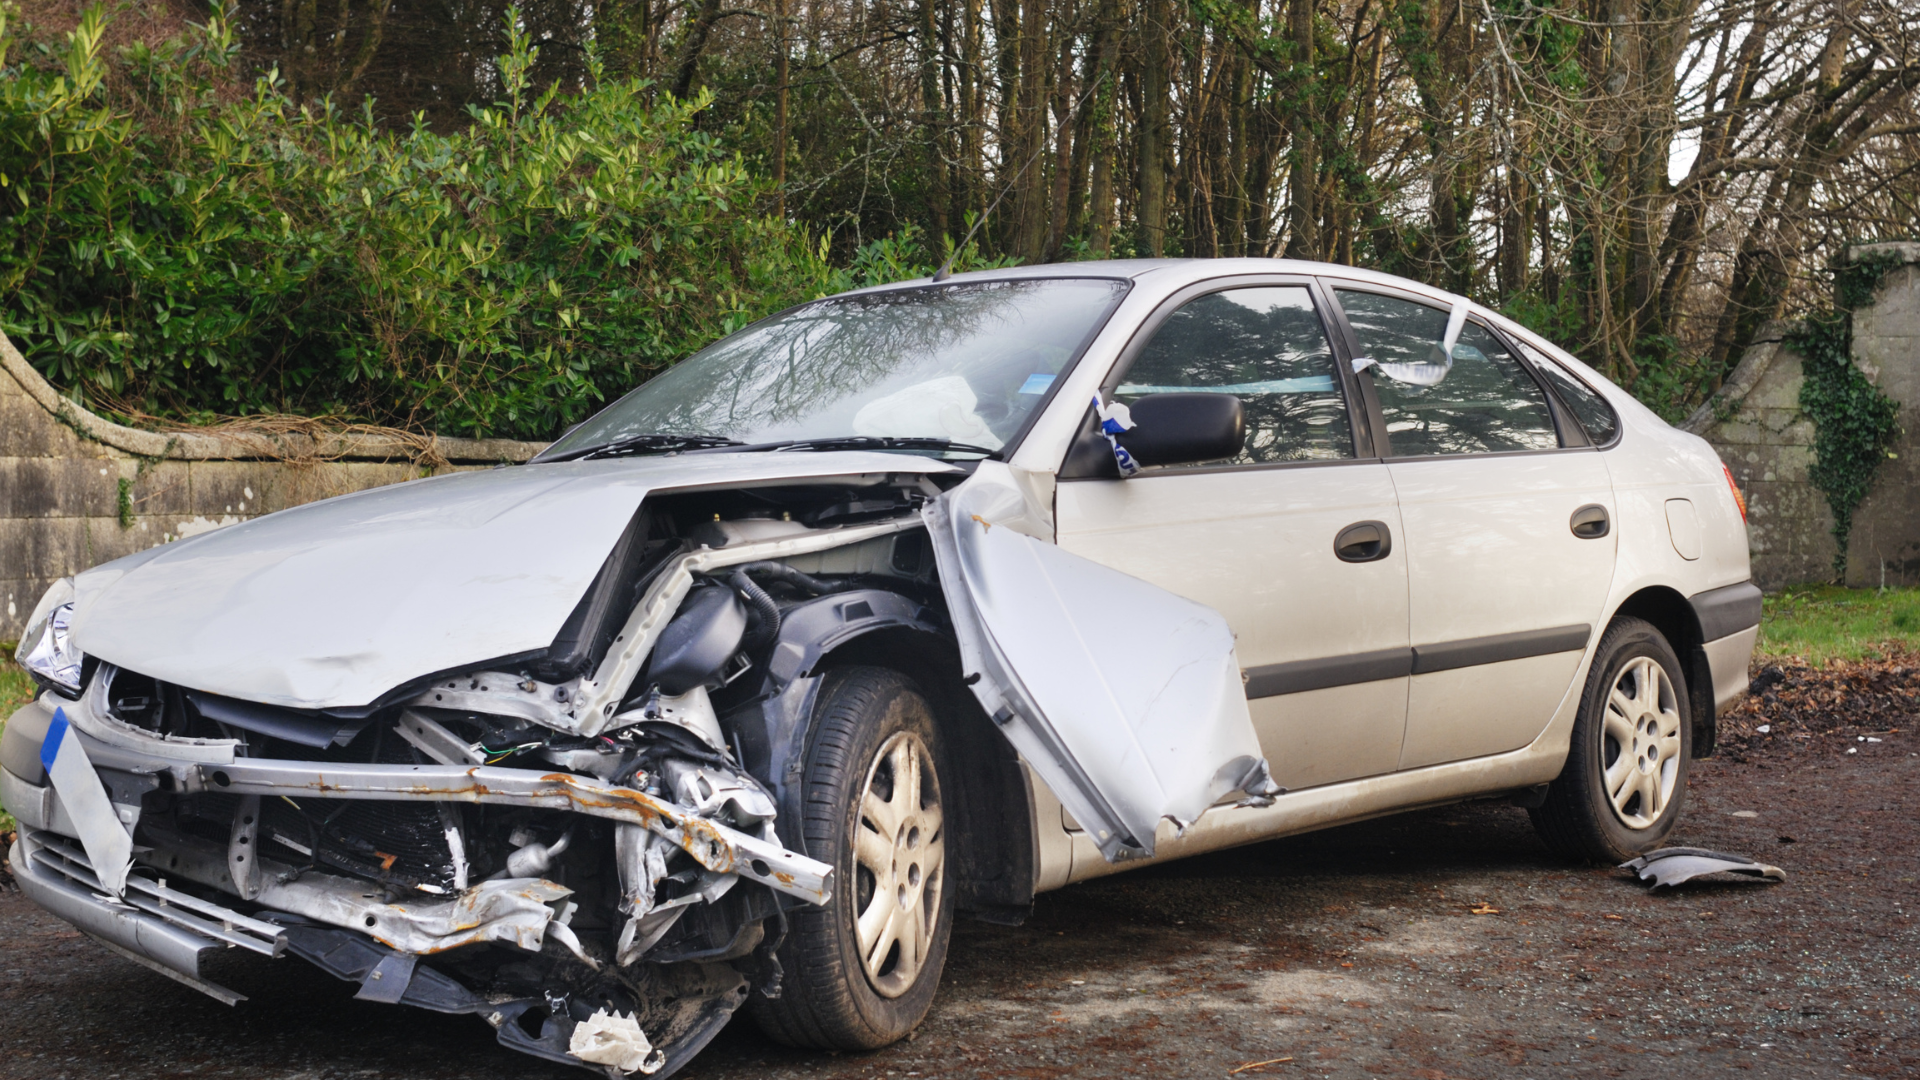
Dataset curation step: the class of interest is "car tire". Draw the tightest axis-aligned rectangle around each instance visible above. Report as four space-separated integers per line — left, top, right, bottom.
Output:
1529 617 1692 863
748 666 954 1050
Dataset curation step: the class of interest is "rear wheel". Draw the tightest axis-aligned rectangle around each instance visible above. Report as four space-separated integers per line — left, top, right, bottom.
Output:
1530 617 1691 862
749 667 953 1049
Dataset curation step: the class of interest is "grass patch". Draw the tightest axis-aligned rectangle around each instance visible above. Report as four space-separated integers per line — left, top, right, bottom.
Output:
1756 585 1920 666
0 644 30 837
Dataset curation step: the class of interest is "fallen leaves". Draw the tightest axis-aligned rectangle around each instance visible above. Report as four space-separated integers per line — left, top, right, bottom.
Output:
1469 903 1500 915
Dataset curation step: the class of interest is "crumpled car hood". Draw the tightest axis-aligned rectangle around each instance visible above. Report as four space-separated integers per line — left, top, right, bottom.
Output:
70 452 957 709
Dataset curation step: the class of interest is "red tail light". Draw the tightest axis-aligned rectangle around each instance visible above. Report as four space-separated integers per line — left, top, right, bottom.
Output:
1722 463 1747 522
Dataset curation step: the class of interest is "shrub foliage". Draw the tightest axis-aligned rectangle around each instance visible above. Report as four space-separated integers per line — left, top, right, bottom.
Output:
0 6 893 439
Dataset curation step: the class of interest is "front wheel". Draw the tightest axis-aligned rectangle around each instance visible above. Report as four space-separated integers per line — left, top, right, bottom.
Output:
748 667 953 1050
1530 617 1691 862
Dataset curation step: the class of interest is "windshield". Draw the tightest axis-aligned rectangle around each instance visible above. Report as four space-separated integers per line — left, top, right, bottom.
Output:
540 278 1130 459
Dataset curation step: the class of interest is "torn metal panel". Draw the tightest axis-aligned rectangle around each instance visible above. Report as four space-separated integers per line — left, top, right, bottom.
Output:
402 516 921 738
1621 847 1787 888
132 824 571 954
569 516 923 737
69 672 240 764
69 454 957 711
39 708 135 895
925 474 1278 862
185 758 833 904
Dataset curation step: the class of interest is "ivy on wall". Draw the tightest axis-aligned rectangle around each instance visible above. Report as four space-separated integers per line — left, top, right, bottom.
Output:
1787 249 1906 579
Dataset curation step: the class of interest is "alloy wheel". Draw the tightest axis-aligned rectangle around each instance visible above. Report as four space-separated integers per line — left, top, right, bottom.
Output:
1601 656 1682 829
852 730 945 998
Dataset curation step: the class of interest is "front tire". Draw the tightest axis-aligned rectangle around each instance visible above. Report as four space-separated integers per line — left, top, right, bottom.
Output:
1530 617 1691 862
749 667 953 1050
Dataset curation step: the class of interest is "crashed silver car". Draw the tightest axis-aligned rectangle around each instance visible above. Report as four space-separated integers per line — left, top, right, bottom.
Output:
4 260 1757 1076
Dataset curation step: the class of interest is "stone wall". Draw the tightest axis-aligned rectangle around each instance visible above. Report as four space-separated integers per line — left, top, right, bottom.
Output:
1684 242 1920 590
0 332 546 643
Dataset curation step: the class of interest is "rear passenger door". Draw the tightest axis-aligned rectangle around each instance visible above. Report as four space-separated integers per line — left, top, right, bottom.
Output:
1055 279 1411 793
1328 285 1617 769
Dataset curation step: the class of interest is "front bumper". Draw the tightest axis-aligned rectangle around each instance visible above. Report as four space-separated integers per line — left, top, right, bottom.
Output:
10 830 284 1004
1 689 830 1009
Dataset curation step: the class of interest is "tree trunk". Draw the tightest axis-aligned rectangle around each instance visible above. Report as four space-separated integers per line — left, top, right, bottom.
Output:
919 0 952 240
1137 0 1172 255
1281 0 1316 259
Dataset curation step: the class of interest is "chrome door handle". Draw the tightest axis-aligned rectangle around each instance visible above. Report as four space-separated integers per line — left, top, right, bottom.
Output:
1334 520 1392 563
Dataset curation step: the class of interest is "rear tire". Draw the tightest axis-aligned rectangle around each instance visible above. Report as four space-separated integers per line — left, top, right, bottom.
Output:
748 667 953 1050
1530 617 1691 863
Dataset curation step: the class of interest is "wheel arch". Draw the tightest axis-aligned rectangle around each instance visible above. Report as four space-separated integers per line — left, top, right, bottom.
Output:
811 625 1038 926
1605 585 1716 757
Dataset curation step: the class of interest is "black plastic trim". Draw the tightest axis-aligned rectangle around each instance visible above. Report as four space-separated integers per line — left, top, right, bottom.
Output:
1243 648 1413 698
1690 580 1763 641
1242 623 1596 699
183 689 370 748
1411 624 1592 675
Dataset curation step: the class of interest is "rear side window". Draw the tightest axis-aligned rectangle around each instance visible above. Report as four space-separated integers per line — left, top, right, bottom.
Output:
1335 289 1558 457
1118 285 1353 464
1514 340 1620 445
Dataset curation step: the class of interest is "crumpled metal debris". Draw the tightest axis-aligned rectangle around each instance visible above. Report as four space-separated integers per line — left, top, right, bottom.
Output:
568 1008 666 1075
1620 847 1787 889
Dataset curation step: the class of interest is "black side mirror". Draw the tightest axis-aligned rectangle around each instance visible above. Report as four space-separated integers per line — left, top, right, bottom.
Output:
1114 393 1245 468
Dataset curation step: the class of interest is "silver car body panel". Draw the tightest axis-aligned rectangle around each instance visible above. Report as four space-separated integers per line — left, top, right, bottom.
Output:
927 464 1278 862
69 452 958 710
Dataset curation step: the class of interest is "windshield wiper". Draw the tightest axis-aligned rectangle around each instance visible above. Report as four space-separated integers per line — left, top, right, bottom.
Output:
544 433 747 462
699 435 1002 459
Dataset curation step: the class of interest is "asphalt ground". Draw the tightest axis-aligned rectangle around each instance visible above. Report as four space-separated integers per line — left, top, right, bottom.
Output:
1 671 1913 1080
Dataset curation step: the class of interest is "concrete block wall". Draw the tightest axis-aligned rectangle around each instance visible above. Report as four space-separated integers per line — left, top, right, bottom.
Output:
0 332 546 642
1683 329 1838 588
1846 246 1920 588
1684 242 1920 590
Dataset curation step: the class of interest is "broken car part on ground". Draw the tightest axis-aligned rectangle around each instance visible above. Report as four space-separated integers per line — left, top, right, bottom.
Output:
1621 847 1788 889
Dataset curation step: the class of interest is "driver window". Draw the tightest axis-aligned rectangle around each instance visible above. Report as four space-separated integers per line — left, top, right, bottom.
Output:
1117 286 1353 465
1335 289 1559 457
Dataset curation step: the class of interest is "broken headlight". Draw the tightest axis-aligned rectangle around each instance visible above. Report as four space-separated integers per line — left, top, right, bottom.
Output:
17 577 83 695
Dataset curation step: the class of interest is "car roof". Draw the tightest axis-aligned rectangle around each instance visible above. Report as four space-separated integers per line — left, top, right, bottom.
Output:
858 257 1470 308
853 256 1635 418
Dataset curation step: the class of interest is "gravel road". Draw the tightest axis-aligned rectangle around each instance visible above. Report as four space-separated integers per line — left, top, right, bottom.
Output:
2 672 1913 1080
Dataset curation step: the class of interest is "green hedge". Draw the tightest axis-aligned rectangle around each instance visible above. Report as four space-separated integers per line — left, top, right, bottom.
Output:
0 6 918 440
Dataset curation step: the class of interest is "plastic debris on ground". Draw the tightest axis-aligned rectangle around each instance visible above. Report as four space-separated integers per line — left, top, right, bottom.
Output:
1620 847 1787 889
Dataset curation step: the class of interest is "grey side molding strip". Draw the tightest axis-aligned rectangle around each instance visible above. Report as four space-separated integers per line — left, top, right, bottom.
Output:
1243 624 1593 699
1244 648 1413 698
1690 580 1763 641
1411 624 1592 675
